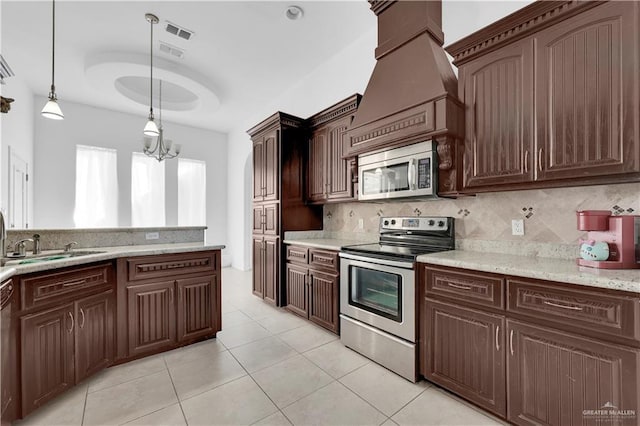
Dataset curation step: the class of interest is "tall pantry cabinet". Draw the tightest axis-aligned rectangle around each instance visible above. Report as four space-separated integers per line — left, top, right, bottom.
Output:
248 112 323 306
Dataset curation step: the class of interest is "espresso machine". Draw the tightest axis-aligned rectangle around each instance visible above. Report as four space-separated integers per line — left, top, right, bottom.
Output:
576 210 640 269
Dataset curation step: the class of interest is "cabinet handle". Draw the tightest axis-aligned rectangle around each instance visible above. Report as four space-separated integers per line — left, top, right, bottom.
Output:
524 150 529 173
543 300 583 311
62 279 87 288
537 148 544 172
67 312 74 334
447 282 472 291
509 329 514 356
495 325 500 351
169 288 174 303
79 308 85 329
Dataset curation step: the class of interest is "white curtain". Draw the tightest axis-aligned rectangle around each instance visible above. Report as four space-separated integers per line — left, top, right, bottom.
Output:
73 145 118 228
131 153 166 227
178 158 206 226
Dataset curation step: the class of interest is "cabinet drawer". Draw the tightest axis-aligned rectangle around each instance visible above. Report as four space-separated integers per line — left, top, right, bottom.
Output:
21 263 113 310
424 266 504 310
127 252 217 282
286 245 308 264
507 279 640 342
309 249 339 272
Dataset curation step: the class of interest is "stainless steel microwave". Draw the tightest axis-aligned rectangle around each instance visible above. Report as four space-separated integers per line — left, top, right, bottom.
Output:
357 141 437 201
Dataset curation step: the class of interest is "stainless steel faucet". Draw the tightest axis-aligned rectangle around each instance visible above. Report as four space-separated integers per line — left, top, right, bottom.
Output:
32 234 41 255
13 238 33 257
0 210 6 258
64 241 78 253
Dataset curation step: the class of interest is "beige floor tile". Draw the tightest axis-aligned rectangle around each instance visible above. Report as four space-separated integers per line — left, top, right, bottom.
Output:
182 376 277 425
382 419 399 426
251 355 334 408
240 302 283 320
223 310 255 328
168 349 247 400
392 387 504 426
163 337 227 369
340 363 429 417
252 411 292 426
216 321 272 348
123 403 186 425
230 336 298 373
282 381 387 426
15 383 87 426
277 324 337 353
88 353 166 393
83 370 178 426
254 310 309 334
303 340 370 378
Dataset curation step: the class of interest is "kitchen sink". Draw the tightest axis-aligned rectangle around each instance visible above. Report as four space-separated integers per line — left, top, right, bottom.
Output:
1 250 105 266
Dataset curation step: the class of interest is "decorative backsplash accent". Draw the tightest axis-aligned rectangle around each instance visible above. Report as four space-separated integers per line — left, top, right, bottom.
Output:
324 183 640 246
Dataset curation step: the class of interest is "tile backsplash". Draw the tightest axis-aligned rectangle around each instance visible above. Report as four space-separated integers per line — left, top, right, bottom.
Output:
324 182 640 247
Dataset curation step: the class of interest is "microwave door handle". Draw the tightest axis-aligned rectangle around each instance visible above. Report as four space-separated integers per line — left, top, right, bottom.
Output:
408 159 416 190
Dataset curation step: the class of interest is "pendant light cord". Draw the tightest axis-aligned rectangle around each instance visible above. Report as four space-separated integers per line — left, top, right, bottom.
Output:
50 0 56 97
149 16 154 116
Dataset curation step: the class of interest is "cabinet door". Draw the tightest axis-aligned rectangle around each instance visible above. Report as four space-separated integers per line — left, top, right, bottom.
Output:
21 303 75 415
263 131 279 202
308 128 327 203
535 2 640 181
286 263 308 318
126 281 176 357
252 138 264 202
252 236 265 298
507 320 639 426
263 203 279 236
176 276 219 343
263 236 280 305
423 298 506 417
326 117 354 201
75 290 115 382
308 270 339 334
252 205 264 234
462 38 534 189
1 280 17 424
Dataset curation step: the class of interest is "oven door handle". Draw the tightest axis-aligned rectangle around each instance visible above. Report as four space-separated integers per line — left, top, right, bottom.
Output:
339 252 414 269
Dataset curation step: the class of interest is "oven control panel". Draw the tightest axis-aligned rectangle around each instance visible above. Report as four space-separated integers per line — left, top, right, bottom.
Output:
380 216 450 231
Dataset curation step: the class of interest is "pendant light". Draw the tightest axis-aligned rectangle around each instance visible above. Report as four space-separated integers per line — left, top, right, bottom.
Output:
41 0 64 120
143 80 181 162
143 13 159 136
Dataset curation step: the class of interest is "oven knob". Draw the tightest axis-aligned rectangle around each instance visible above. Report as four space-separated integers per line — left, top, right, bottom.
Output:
391 220 396 225
438 221 445 227
428 220 435 226
383 220 389 226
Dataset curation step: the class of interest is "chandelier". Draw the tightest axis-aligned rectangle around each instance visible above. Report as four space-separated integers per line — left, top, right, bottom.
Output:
143 80 181 161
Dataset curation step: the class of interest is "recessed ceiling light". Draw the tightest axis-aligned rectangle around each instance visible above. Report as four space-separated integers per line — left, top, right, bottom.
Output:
285 5 304 20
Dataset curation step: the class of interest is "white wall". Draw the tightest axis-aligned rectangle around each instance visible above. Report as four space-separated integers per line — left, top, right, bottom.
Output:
33 96 228 251
0 78 35 227
226 28 378 270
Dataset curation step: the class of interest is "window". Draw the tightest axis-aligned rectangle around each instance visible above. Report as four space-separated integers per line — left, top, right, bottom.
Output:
131 153 165 227
73 145 118 228
178 158 206 226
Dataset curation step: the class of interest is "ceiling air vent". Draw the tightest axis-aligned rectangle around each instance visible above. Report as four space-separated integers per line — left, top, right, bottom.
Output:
165 21 194 41
159 41 185 59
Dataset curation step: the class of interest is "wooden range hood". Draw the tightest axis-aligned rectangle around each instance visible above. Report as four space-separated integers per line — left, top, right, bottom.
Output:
346 0 464 194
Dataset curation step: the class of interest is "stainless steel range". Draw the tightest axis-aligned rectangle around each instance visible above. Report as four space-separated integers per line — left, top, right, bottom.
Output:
339 216 455 381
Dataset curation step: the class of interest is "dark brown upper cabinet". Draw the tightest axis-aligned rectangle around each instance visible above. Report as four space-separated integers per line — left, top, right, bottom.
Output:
307 94 361 204
252 131 279 203
447 1 640 193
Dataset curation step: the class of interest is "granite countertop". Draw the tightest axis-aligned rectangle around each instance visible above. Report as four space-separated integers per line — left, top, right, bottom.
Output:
417 250 640 293
282 238 375 251
0 243 225 283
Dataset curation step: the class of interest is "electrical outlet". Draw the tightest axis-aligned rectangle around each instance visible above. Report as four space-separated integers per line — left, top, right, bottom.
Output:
145 232 160 240
358 218 364 229
511 219 525 236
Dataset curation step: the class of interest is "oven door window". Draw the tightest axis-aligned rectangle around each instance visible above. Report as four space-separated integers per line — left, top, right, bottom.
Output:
348 265 402 322
361 163 410 196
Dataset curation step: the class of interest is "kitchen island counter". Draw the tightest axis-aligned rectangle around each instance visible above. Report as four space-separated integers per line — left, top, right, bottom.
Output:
417 250 640 293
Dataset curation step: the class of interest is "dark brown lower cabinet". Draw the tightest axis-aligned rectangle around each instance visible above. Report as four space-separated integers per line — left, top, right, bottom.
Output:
507 319 640 426
176 275 220 342
1 279 18 426
424 298 506 417
285 245 339 334
127 280 177 357
253 236 279 305
75 290 115 382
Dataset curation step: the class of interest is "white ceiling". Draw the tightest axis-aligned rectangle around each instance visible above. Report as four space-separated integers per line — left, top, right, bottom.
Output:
1 1 532 134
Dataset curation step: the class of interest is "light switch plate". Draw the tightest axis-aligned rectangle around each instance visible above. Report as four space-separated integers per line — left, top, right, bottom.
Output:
511 219 525 236
145 232 160 240
358 218 364 229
